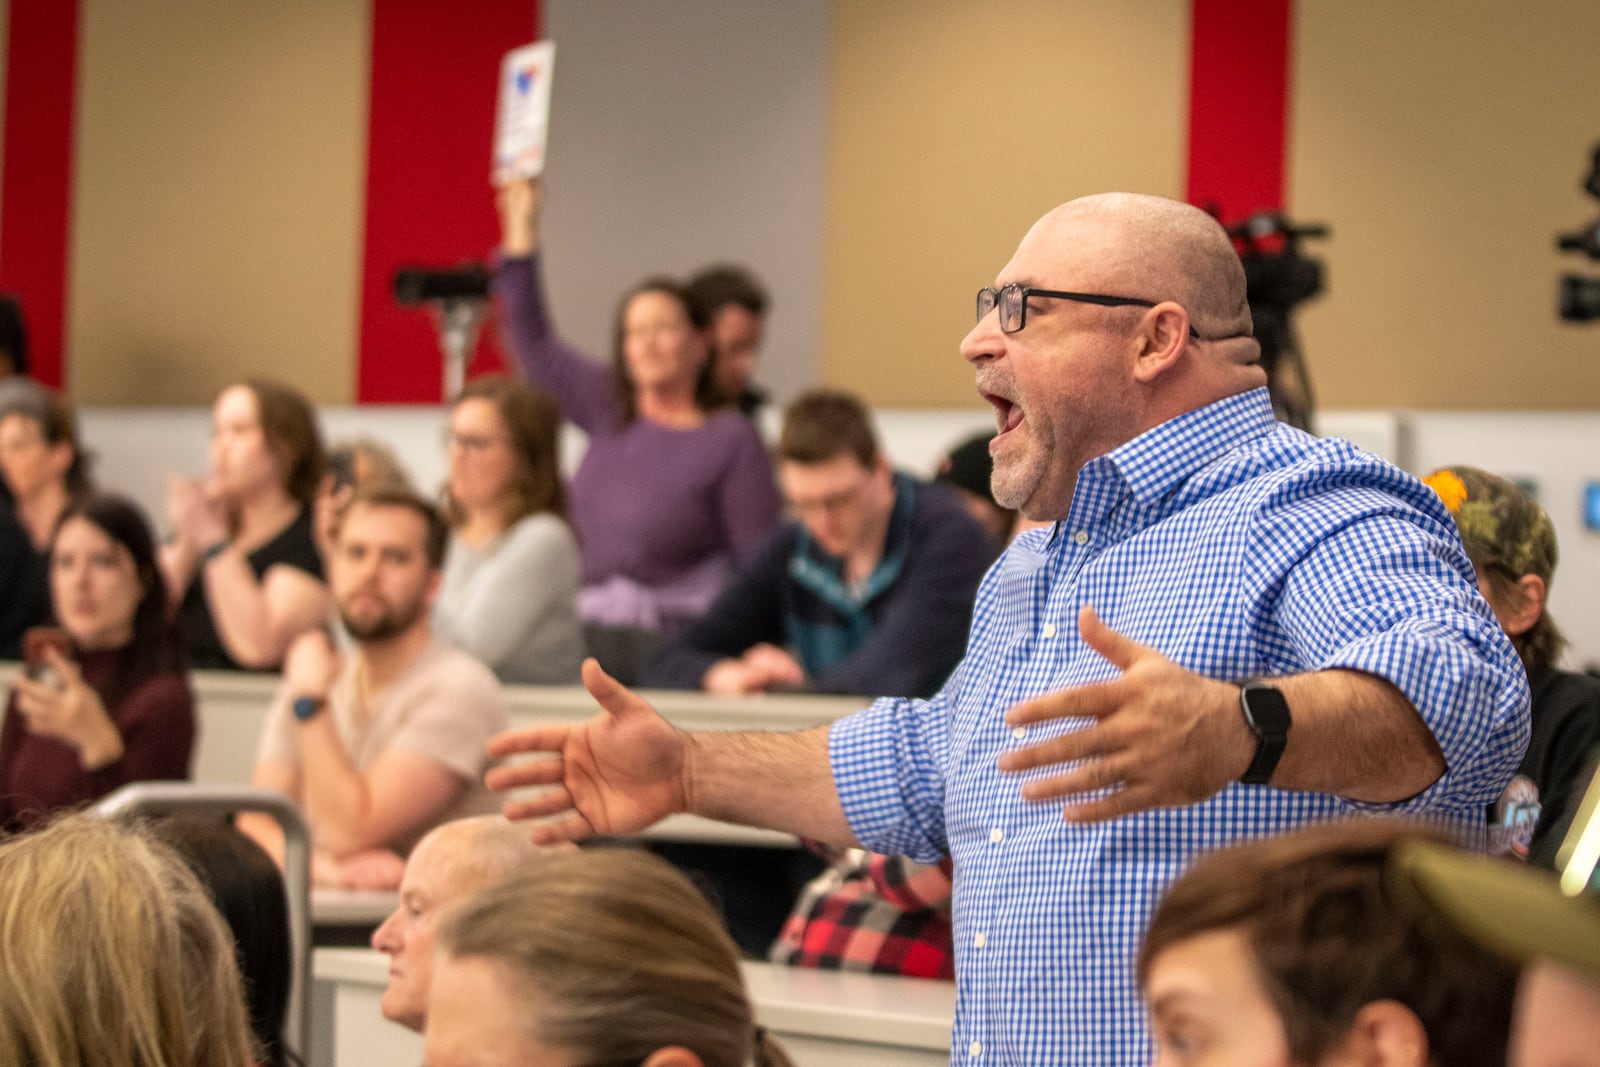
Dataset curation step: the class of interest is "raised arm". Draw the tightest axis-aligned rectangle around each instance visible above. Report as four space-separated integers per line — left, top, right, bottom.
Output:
494 180 616 431
486 659 856 846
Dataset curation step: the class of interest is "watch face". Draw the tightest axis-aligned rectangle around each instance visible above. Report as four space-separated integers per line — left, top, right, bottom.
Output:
1242 684 1291 735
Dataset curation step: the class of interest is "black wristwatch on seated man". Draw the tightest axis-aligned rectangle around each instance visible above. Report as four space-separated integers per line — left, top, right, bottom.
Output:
1238 682 1292 785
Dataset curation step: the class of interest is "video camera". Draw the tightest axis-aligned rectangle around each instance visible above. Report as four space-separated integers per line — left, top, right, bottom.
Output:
1555 144 1600 323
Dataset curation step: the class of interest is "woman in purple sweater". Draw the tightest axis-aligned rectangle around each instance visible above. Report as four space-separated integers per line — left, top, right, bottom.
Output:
1 493 193 830
494 180 782 683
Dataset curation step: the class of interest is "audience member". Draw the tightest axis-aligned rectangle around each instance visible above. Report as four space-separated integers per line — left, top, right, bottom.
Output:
689 264 770 417
0 811 254 1067
1139 819 1517 1067
153 815 295 1067
770 846 954 979
494 178 781 685
936 430 1017 548
0 383 91 550
435 375 583 684
1423 465 1600 862
0 383 91 649
1392 764 1600 1067
162 379 330 671
650 389 992 697
1 493 193 831
371 815 556 1033
0 505 46 659
240 488 506 888
329 436 412 494
428 848 794 1067
489 193 1528 1063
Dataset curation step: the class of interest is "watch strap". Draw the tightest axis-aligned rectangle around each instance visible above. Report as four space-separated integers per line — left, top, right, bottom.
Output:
291 695 327 722
1238 682 1291 786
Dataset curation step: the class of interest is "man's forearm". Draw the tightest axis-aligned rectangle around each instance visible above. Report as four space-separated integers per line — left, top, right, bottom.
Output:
682 725 859 847
1272 669 1446 802
299 717 375 852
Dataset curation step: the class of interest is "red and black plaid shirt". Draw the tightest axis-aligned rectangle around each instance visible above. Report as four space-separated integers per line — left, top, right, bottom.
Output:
769 847 954 980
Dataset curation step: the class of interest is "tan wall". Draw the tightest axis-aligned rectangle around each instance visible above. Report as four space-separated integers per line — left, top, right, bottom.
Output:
821 1 1192 407
68 0 369 405
1285 1 1600 409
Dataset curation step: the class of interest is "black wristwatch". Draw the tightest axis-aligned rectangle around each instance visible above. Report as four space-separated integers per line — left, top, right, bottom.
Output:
291 695 327 723
1238 682 1292 785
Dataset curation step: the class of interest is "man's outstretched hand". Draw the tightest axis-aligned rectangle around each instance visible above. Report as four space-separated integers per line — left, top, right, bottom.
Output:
997 606 1255 822
486 659 689 844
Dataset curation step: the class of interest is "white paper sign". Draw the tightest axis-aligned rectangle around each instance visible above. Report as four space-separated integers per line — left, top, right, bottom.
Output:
492 41 555 185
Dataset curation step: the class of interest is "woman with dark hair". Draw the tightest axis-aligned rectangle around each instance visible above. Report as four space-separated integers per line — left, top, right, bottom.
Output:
0 383 91 549
0 381 80 656
494 181 781 684
161 379 330 671
0 492 195 830
152 816 296 1067
436 375 583 684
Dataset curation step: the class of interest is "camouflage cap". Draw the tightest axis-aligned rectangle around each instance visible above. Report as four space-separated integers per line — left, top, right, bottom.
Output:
1421 465 1558 585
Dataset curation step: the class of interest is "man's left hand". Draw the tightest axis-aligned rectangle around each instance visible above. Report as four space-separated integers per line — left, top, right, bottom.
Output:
997 606 1256 822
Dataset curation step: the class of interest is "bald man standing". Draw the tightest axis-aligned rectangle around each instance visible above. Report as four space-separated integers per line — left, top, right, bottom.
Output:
370 816 554 1033
488 194 1529 1064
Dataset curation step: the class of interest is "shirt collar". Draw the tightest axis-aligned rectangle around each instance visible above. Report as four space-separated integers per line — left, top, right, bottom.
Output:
1102 387 1279 505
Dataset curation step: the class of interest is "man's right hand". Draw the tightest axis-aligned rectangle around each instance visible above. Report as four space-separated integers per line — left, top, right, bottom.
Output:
485 658 689 844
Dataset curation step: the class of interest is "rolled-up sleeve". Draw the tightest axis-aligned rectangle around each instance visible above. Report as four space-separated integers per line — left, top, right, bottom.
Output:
828 693 953 863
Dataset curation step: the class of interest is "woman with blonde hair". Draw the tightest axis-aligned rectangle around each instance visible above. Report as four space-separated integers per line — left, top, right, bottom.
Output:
0 811 254 1067
428 848 793 1067
436 374 583 684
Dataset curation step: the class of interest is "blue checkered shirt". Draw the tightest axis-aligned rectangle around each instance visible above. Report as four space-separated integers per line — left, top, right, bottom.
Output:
829 388 1529 1066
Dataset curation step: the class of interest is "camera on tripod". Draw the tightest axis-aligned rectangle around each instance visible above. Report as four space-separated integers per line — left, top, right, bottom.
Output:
1555 144 1600 323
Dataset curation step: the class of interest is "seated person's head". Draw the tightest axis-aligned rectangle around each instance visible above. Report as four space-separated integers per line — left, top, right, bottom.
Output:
427 847 792 1067
1422 466 1562 674
329 486 449 642
371 815 558 1032
1392 761 1600 1067
211 378 326 512
152 815 294 1067
688 265 768 403
776 389 895 560
328 437 413 495
0 383 90 507
0 811 254 1067
1139 819 1518 1067
443 375 566 531
936 431 1015 545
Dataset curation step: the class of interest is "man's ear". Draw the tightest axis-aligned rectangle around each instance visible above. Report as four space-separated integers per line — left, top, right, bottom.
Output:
1501 573 1547 637
1328 999 1430 1067
639 1048 705 1067
1130 302 1191 384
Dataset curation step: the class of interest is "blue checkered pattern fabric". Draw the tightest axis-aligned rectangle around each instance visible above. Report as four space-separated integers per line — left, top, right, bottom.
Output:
829 387 1530 1066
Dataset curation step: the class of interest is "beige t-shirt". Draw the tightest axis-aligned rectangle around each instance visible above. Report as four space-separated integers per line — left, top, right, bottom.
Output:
257 636 508 852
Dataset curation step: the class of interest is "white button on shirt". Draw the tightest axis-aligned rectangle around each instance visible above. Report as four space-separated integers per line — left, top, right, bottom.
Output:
1012 725 1027 740
969 1041 983 1057
1073 529 1089 545
1042 623 1057 638
989 828 1004 844
974 932 988 948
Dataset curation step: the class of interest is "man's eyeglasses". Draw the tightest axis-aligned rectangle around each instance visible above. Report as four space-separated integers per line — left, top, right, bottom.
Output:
976 283 1200 338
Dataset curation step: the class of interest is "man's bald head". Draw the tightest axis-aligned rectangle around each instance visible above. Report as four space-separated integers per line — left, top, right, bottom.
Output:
411 815 556 893
372 816 562 1032
1027 193 1254 342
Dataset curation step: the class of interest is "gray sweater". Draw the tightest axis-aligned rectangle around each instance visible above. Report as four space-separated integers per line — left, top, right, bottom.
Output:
434 513 585 685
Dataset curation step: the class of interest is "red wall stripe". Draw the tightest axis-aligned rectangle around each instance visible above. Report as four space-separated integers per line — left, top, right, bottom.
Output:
1186 0 1293 223
0 0 81 389
357 0 539 403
